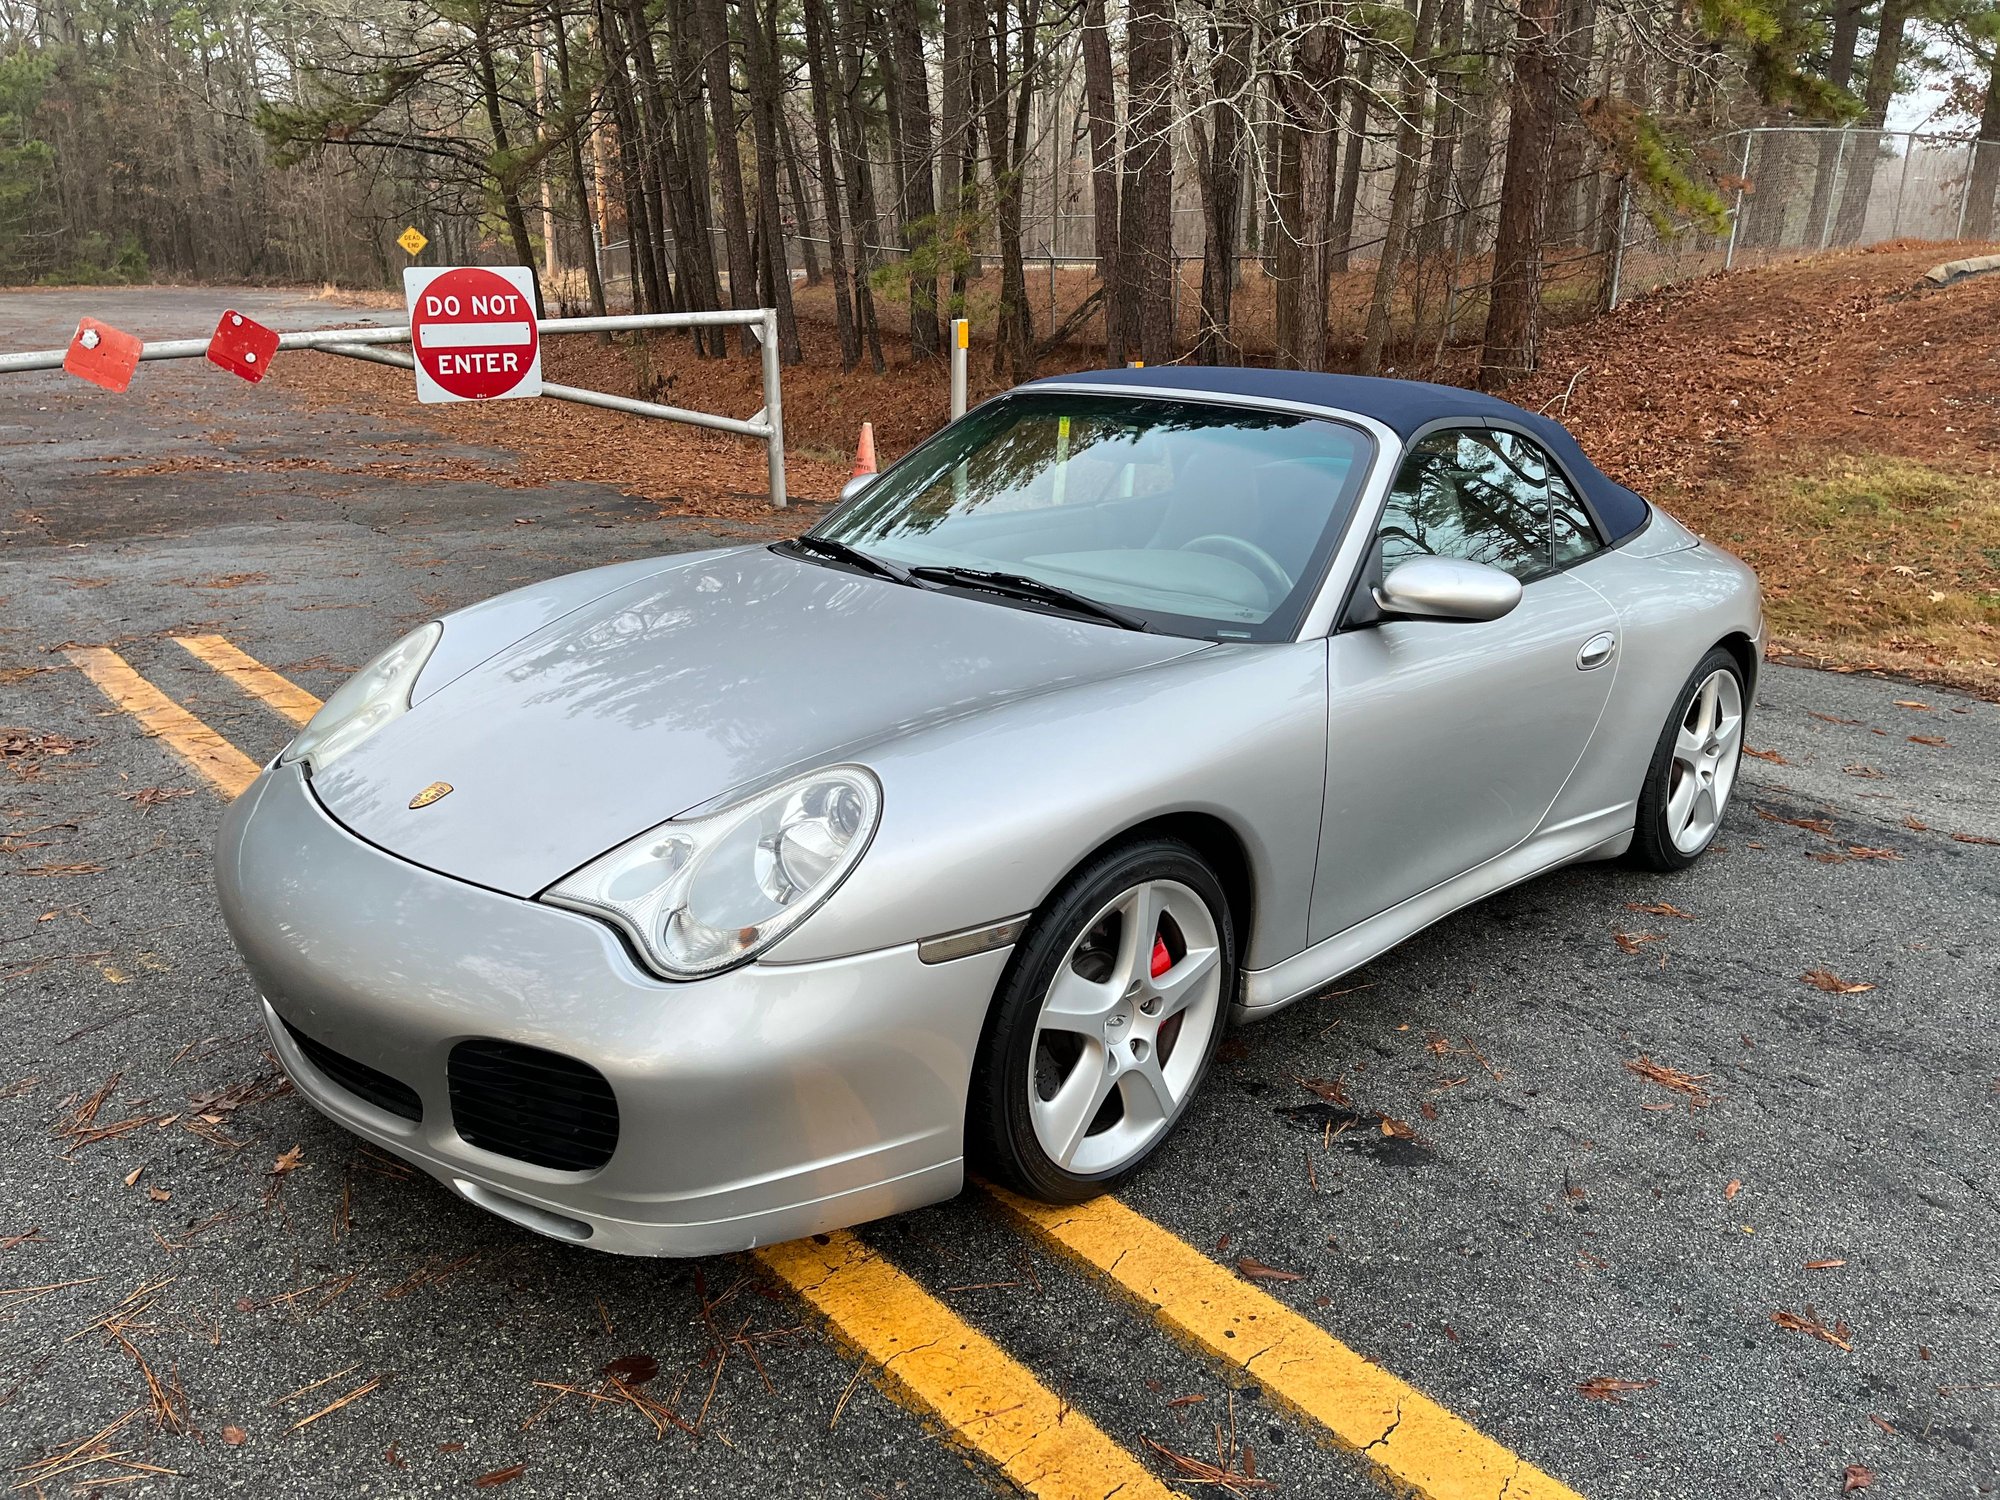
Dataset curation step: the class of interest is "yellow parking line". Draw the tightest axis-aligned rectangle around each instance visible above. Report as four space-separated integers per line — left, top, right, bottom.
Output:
990 1188 1586 1500
756 1231 1175 1500
171 635 322 725
65 647 261 798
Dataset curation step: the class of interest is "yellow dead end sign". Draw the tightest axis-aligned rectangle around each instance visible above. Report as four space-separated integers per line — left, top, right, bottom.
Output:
397 226 429 257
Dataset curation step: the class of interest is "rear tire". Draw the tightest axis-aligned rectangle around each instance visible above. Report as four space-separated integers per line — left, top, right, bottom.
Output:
969 838 1234 1203
1629 646 1746 871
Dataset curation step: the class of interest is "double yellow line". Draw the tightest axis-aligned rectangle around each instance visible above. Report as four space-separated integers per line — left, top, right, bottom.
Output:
71 636 1586 1500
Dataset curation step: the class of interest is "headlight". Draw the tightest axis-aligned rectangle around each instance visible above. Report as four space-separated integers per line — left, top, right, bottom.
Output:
542 767 881 980
278 621 441 773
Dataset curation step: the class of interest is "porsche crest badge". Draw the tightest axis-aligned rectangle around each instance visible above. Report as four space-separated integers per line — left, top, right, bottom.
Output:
408 781 454 810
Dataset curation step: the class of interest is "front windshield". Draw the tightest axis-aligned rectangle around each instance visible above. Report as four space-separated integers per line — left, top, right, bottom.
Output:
811 393 1374 641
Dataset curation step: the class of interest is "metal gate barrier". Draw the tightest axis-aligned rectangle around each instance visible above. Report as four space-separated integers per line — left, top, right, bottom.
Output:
0 307 789 509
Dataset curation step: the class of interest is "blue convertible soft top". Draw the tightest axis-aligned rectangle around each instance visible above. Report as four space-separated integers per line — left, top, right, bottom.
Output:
1029 366 1651 543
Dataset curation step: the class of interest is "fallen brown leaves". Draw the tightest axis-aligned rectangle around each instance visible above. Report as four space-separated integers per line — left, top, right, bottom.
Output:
476 1463 529 1487
1951 831 2000 846
1575 1376 1658 1401
1235 1257 1304 1283
1614 930 1665 954
1800 970 1875 995
1773 1307 1854 1351
1757 807 1836 837
1804 1259 1848 1271
1625 1055 1714 1106
1843 1463 1875 1491
1625 901 1695 919
1742 746 1789 763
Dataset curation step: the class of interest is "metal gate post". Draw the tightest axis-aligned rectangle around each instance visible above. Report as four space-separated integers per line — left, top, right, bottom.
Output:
1819 131 1849 251
1959 146 1980 239
760 308 787 510
1724 132 1753 271
1890 132 1914 240
1607 178 1631 310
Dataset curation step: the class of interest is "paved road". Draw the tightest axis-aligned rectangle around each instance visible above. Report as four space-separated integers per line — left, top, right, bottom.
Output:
2 289 1995 1498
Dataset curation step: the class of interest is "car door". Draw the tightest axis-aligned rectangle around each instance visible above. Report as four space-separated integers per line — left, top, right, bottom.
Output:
1309 426 1619 944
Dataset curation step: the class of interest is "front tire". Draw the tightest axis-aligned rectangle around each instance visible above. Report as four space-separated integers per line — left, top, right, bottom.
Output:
969 838 1234 1203
1629 646 1746 871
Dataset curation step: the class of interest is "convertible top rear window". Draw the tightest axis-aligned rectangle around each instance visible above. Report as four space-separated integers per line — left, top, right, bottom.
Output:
815 394 1374 642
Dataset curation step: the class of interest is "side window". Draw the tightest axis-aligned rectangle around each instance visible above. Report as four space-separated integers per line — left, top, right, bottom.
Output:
1548 466 1601 566
1377 429 1549 581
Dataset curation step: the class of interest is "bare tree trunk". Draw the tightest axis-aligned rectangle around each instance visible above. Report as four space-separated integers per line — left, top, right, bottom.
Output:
695 0 759 352
778 107 822 284
942 0 978 305
1117 0 1174 364
473 3 542 292
1328 41 1373 273
665 0 725 349
888 0 941 359
738 0 800 360
1832 0 1908 244
1969 45 2000 240
1477 0 1559 388
1196 0 1250 363
552 7 610 320
802 0 862 365
833 0 888 371
1081 0 1120 299
1358 0 1440 373
1804 0 1862 237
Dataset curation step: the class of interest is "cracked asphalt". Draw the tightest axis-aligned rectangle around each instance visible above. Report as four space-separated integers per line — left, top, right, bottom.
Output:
2 289 1996 1499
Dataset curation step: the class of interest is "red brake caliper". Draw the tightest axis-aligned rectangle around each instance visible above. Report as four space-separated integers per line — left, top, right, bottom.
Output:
1150 935 1172 979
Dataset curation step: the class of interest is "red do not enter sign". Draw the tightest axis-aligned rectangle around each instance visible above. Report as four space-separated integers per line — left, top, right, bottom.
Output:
403 265 543 404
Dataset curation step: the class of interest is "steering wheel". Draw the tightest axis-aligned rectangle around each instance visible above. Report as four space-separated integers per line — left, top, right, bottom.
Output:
1180 534 1292 604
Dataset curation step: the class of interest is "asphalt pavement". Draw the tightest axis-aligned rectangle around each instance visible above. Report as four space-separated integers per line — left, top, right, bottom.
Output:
1 288 1994 1499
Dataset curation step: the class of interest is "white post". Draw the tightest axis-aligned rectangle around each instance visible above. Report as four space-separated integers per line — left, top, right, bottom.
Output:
949 317 968 420
761 308 787 509
1724 131 1753 271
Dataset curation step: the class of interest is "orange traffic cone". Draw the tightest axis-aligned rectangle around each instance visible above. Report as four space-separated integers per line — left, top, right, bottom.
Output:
851 421 877 478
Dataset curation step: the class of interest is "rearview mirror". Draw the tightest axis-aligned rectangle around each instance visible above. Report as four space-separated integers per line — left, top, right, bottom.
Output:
840 473 877 504
1374 557 1522 623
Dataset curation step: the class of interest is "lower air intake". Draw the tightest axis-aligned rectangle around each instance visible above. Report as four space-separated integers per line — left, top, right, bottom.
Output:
447 1039 619 1172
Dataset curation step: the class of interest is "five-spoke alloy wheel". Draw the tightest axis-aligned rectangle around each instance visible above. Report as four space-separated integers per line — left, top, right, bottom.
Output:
1632 646 1747 870
971 839 1234 1202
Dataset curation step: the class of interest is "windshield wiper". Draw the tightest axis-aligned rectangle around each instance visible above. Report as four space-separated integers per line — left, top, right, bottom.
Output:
908 565 1151 632
780 535 920 587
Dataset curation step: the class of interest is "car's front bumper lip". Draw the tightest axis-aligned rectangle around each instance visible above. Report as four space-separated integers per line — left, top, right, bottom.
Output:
217 765 1009 1256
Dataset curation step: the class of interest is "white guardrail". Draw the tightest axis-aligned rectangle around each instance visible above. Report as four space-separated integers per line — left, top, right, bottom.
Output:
0 307 790 509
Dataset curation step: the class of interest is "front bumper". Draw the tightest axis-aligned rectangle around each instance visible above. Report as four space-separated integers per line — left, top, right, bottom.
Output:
216 766 1010 1256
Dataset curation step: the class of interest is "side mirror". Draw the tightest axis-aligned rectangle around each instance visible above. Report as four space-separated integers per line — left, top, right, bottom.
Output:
840 473 877 504
1374 556 1522 623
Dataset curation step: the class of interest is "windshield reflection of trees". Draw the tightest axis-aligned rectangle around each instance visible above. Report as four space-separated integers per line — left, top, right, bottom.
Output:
825 397 1321 545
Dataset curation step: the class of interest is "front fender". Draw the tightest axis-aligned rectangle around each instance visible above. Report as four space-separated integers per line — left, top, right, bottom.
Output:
762 641 1330 971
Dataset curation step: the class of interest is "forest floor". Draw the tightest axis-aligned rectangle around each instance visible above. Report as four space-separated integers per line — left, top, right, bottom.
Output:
285 238 2000 692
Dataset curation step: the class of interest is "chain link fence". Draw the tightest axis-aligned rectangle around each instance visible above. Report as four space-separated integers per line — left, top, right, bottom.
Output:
588 125 1998 367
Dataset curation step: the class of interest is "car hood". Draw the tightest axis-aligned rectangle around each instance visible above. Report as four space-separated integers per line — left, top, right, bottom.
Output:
309 546 1206 897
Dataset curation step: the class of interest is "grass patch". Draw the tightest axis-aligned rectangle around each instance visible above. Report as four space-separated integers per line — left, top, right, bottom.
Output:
1680 452 2000 691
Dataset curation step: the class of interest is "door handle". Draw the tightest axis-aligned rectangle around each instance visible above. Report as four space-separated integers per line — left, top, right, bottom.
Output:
1577 632 1617 671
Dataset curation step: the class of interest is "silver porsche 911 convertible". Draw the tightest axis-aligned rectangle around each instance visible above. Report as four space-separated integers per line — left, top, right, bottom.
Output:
216 367 1762 1255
